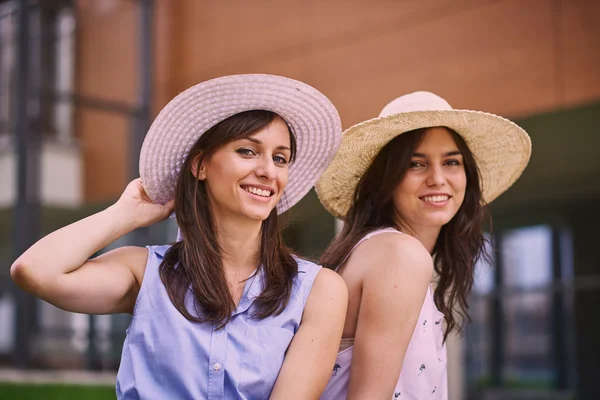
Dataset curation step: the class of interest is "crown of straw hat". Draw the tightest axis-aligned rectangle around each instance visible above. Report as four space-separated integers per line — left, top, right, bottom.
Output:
139 74 342 216
315 91 531 219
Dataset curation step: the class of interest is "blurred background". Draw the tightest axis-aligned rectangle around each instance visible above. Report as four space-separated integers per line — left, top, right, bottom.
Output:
0 0 598 399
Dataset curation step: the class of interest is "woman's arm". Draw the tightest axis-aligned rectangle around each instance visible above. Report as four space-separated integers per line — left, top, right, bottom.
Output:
269 268 348 400
10 179 174 314
346 233 434 399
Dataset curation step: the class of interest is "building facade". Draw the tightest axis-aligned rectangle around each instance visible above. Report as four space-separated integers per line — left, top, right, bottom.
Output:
0 0 598 398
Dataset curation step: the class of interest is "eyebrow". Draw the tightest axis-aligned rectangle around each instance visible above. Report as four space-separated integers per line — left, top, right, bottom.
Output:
413 150 462 158
243 137 291 151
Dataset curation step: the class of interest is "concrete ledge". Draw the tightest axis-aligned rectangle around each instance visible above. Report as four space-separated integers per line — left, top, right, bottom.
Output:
0 368 116 385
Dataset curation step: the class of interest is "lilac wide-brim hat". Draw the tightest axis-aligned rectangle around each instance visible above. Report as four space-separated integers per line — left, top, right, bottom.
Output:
139 74 342 215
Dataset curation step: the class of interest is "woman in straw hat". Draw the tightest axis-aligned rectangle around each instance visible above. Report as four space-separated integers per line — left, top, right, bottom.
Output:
316 91 531 399
11 74 348 399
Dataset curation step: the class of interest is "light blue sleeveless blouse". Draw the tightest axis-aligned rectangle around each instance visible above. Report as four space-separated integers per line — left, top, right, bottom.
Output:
116 245 321 399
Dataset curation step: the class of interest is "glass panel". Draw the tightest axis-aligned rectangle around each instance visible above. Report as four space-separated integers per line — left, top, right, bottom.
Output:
465 297 492 388
0 293 15 353
466 234 494 388
473 233 494 295
53 8 75 143
502 291 554 389
500 225 554 389
502 225 552 289
559 228 574 280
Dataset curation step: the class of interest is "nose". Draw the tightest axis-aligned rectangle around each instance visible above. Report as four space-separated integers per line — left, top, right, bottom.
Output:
426 164 446 187
255 155 277 180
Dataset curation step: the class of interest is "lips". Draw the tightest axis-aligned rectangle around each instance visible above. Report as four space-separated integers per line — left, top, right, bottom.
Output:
240 185 274 198
421 195 449 202
419 193 452 208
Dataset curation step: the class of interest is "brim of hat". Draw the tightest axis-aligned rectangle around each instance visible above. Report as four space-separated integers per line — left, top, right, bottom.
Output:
316 109 532 219
139 74 341 214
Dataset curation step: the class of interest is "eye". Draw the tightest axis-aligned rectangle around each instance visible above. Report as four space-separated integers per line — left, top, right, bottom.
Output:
236 148 256 157
273 155 289 165
445 159 462 167
409 160 425 169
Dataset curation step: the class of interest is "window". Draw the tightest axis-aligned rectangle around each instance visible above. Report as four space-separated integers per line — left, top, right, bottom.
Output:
465 235 494 387
466 225 576 393
501 226 554 388
0 2 16 145
0 0 75 148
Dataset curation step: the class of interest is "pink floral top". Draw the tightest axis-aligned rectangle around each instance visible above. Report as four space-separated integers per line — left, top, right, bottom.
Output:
321 228 448 400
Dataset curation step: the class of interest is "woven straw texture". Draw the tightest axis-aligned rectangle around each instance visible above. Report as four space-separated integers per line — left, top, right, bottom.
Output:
139 74 342 214
316 92 531 219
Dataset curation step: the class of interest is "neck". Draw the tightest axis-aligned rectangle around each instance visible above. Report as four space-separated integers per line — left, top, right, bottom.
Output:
214 214 262 273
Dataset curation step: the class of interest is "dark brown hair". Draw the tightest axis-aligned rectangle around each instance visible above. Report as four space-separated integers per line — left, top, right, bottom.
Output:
320 127 491 340
159 110 298 328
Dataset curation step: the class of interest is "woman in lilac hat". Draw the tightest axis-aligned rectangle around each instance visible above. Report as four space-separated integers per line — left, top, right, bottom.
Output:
11 74 347 399
316 91 531 399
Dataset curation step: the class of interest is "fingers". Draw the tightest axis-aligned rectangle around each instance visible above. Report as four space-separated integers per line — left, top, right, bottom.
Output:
125 178 175 221
139 187 153 204
163 199 175 219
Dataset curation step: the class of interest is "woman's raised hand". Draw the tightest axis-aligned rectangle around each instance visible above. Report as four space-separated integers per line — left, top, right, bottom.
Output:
114 178 175 228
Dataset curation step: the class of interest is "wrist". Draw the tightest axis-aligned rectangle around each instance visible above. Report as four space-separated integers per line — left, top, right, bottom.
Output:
106 203 140 234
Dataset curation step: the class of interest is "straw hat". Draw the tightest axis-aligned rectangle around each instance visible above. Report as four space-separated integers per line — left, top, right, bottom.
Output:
316 91 531 219
139 74 342 214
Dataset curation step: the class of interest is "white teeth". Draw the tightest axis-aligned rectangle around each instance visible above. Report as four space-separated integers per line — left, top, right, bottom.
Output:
422 195 449 202
244 186 272 197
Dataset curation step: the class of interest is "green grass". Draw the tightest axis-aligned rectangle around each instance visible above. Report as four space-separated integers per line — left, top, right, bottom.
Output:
0 382 115 400
475 375 554 390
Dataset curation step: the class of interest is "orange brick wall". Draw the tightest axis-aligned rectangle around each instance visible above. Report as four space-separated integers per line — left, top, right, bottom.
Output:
76 0 600 203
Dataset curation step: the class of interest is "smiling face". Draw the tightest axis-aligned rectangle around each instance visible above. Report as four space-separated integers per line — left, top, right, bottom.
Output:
197 116 292 222
392 127 467 231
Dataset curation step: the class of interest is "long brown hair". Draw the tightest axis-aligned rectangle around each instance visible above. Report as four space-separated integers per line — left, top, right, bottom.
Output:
159 110 298 328
320 127 491 340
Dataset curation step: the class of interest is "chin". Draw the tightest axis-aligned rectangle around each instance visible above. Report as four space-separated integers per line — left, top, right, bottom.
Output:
246 214 271 221
425 214 455 228
242 207 275 221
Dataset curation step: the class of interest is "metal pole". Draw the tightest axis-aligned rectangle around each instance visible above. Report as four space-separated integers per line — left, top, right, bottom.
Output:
130 0 153 184
139 0 153 134
0 7 3 131
551 228 568 389
86 313 101 370
129 0 152 247
11 0 41 369
99 0 155 370
489 233 504 387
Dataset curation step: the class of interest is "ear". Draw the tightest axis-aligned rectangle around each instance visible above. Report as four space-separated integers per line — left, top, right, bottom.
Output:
190 153 207 180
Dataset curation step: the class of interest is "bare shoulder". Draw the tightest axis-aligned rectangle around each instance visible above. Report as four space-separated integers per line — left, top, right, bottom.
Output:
312 268 348 299
304 268 348 317
349 231 433 281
